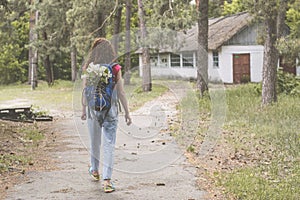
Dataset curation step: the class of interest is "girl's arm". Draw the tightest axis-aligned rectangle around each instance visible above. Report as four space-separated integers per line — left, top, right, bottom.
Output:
115 71 132 125
81 68 88 120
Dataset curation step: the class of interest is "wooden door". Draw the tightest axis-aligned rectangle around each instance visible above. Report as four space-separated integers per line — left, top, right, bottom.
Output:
233 54 250 83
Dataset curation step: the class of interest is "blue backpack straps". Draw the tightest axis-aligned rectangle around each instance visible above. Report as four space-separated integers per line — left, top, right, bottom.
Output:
84 63 117 126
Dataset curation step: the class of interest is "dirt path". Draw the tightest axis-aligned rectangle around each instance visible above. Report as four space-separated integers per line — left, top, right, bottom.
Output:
5 81 206 200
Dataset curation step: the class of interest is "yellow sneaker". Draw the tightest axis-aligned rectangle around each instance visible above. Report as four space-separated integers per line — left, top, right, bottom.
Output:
88 167 100 181
103 182 115 193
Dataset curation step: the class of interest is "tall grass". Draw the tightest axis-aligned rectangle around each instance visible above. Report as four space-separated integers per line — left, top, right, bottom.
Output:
196 83 299 199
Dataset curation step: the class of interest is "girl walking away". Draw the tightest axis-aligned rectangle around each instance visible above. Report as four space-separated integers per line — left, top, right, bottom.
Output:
81 38 132 193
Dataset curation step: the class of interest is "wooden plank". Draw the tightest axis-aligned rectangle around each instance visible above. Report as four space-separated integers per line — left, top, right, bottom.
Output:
0 107 52 122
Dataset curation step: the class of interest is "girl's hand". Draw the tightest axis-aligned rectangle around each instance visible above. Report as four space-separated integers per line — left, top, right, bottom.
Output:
81 111 87 120
125 113 132 126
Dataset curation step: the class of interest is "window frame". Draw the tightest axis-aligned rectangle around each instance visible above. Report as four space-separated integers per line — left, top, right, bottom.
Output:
212 51 219 68
182 52 194 68
170 53 181 68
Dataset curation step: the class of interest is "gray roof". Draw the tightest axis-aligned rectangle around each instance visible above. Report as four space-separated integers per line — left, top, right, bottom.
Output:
135 12 254 53
180 12 254 51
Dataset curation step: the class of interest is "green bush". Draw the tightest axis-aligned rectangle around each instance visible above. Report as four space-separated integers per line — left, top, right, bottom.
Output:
291 84 300 96
277 69 300 96
254 70 300 96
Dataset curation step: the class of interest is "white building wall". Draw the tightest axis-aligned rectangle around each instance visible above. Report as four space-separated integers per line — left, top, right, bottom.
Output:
208 52 223 83
138 45 264 83
209 45 264 83
250 50 264 82
150 66 197 79
138 53 197 79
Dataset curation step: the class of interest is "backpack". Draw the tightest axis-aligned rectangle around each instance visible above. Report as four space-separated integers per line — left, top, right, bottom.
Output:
84 63 117 126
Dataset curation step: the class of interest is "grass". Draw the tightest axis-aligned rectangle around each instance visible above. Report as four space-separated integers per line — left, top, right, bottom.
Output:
23 127 44 143
0 77 168 113
125 81 169 111
0 76 169 114
0 121 43 174
193 83 300 199
0 80 74 111
0 154 32 173
221 163 300 200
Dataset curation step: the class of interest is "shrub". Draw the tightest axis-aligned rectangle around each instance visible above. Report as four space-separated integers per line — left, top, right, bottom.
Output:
277 69 300 96
254 70 300 96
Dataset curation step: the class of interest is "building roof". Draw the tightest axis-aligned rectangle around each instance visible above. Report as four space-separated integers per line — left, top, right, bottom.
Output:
180 12 254 51
135 12 254 53
209 12 254 50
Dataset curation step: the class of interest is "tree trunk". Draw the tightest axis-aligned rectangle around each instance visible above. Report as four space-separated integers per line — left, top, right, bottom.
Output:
43 31 54 86
262 5 278 105
28 9 34 85
71 46 77 82
138 0 152 92
96 11 106 37
124 0 132 85
113 5 123 55
31 48 38 89
29 1 38 89
196 0 209 96
44 55 53 86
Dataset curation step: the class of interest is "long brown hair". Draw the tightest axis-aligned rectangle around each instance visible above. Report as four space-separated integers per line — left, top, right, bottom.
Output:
83 38 116 70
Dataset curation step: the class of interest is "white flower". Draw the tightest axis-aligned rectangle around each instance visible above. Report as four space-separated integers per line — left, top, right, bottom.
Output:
81 74 88 79
86 67 92 73
85 62 112 85
87 62 98 74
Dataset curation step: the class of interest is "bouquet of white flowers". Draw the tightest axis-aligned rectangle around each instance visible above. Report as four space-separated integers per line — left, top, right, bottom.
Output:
81 62 113 86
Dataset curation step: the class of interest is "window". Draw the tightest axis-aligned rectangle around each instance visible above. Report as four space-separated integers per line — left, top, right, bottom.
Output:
213 51 219 68
182 52 194 68
171 53 180 67
159 54 168 67
150 55 158 67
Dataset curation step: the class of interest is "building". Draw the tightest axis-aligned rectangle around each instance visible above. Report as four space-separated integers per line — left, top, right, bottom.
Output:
137 12 267 84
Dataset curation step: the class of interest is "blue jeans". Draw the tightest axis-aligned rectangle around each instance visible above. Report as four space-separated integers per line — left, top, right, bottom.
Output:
87 103 118 180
